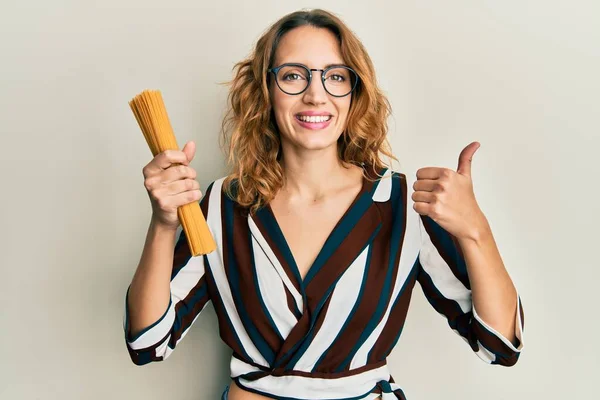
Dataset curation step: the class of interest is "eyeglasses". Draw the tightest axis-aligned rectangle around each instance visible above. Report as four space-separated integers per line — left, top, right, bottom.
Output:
267 63 359 97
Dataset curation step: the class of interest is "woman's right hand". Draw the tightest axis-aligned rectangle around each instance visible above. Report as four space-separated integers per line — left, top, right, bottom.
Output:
142 141 202 230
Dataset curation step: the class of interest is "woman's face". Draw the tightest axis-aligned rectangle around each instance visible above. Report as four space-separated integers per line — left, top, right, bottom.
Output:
270 26 352 155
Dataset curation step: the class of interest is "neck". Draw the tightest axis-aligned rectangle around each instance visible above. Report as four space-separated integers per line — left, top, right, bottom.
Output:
279 153 353 203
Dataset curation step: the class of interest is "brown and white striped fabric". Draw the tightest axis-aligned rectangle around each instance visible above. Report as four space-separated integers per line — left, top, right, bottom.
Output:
123 165 525 399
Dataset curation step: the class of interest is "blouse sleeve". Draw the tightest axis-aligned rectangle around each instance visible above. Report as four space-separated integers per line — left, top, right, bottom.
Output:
123 182 215 365
415 213 525 366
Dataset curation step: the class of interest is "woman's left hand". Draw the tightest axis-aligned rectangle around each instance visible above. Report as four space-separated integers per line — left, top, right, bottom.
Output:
412 141 489 241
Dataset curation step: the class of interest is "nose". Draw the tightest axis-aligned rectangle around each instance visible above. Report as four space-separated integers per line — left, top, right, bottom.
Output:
302 71 327 105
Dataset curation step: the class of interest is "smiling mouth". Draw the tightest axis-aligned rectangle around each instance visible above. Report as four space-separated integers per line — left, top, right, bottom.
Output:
295 115 333 123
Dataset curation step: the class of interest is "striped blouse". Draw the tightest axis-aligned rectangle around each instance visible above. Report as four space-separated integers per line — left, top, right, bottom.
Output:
123 166 525 399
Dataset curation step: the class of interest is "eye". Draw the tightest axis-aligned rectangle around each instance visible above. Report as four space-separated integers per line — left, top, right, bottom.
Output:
282 73 305 81
329 74 346 82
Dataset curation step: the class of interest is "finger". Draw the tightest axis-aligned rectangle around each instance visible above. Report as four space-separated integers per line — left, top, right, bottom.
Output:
153 149 189 170
412 191 435 204
413 201 431 216
456 141 480 177
170 189 203 207
182 141 196 163
165 179 200 196
412 179 438 192
416 167 445 180
160 164 197 184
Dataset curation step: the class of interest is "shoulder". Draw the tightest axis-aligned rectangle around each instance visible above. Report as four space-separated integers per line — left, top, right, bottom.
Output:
384 168 423 240
370 166 412 202
199 175 229 211
370 167 421 227
387 167 417 195
202 175 232 197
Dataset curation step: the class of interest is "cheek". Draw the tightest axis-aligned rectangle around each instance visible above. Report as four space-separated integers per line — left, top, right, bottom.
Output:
336 98 352 119
272 93 295 124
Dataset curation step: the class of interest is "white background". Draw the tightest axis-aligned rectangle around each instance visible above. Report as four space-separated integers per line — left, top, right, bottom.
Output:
1 0 597 399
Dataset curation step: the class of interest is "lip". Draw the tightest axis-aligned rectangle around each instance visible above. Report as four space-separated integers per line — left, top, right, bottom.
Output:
295 111 333 117
294 114 334 130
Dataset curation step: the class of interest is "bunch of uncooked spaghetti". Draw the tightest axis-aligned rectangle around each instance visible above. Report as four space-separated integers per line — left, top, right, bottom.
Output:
129 89 216 256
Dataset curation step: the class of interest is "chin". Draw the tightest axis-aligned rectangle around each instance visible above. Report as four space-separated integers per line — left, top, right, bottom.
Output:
299 142 336 151
290 130 341 151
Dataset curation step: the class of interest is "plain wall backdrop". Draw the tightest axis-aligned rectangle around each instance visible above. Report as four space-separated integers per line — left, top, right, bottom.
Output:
1 0 598 399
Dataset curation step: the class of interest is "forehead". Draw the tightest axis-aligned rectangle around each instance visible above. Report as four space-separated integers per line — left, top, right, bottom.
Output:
273 26 344 67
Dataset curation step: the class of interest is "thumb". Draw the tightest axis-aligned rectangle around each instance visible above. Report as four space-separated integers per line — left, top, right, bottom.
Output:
457 141 480 178
182 140 196 163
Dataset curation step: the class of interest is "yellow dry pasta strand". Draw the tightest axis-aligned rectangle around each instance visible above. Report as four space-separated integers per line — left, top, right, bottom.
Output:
157 91 179 149
135 95 159 155
151 93 173 152
150 91 170 150
129 89 216 256
129 101 148 149
156 91 213 254
183 201 213 256
133 100 157 156
148 91 194 246
194 202 215 254
191 203 203 254
150 91 170 151
188 207 199 255
129 102 145 140
145 92 163 152
186 204 201 256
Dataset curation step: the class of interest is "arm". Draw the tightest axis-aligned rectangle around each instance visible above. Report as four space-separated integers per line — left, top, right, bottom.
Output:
411 143 524 366
126 218 178 339
416 214 524 366
123 183 215 365
457 218 520 347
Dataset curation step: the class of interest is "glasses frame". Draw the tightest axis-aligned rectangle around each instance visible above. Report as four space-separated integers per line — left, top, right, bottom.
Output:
267 63 359 98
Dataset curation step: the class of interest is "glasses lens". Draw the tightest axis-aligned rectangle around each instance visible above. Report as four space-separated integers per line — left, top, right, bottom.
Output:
276 65 310 95
324 67 357 97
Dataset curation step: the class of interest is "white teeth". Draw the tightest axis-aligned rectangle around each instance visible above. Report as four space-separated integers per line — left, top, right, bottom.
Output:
297 115 332 123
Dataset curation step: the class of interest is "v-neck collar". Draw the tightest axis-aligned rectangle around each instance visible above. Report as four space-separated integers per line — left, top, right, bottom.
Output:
250 165 389 295
264 171 367 288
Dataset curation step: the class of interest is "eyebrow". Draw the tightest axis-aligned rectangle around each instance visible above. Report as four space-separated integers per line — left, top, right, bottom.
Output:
280 62 348 69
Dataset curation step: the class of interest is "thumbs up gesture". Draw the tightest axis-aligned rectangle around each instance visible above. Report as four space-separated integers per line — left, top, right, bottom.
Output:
412 141 489 241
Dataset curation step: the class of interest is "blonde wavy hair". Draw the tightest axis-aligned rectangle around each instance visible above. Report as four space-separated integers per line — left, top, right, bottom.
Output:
220 8 398 216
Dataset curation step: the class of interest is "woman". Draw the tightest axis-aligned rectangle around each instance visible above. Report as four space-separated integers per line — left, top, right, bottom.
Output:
123 9 525 400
